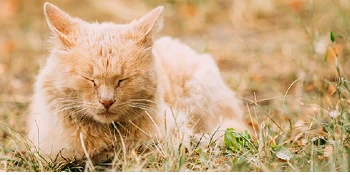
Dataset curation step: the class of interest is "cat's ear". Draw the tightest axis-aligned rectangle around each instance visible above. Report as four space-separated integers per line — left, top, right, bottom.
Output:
44 2 80 47
134 6 164 44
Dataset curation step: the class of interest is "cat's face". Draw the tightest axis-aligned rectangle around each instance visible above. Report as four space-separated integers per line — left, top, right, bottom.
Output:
43 3 163 123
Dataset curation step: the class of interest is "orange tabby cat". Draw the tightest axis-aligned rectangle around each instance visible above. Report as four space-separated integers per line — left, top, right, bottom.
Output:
27 2 247 162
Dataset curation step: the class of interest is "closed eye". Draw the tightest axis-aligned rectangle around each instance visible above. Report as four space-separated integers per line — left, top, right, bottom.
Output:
81 75 96 87
117 78 129 87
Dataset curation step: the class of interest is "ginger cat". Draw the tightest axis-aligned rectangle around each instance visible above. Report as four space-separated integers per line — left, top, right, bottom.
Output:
27 3 247 162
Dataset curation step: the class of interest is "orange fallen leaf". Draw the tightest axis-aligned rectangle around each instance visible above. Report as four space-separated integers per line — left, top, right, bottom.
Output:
327 84 336 94
217 157 228 164
306 84 314 91
324 145 333 158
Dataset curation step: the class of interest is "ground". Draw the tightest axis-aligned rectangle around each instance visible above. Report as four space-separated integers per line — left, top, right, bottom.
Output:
0 0 349 172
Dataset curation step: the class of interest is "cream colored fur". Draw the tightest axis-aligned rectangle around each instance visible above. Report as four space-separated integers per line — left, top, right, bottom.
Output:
27 3 247 162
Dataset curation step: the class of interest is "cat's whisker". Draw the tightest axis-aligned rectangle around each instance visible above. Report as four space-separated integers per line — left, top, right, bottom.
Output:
51 104 83 112
127 99 158 104
44 104 87 119
129 102 159 111
50 98 82 103
47 102 81 108
110 100 153 108
46 101 76 107
124 107 144 122
52 106 84 116
44 107 80 119
46 99 85 109
129 101 158 107
67 105 91 122
128 105 158 113
75 109 90 123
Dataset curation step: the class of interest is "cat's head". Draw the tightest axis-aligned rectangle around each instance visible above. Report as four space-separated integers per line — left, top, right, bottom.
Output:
43 3 163 123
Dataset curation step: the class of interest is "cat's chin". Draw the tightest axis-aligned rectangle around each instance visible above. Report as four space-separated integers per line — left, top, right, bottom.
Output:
93 112 119 124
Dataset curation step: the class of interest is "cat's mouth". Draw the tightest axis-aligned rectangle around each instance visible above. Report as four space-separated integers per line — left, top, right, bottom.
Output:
96 110 115 116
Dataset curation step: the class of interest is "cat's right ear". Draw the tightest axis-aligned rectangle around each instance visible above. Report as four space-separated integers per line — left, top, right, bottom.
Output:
44 2 79 47
133 6 164 45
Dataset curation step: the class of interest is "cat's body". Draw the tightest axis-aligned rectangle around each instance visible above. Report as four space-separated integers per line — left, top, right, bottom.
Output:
27 3 247 162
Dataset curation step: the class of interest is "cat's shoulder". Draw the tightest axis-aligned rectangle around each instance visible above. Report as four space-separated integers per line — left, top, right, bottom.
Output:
154 36 192 52
153 36 216 66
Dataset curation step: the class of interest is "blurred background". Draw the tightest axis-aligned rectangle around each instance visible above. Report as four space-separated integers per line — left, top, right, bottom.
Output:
1 0 350 140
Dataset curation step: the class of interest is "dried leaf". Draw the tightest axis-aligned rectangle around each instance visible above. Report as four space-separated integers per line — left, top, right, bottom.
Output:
324 145 333 158
306 84 314 91
327 84 337 94
275 146 292 161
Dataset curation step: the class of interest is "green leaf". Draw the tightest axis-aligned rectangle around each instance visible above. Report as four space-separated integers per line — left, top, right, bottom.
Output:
324 51 328 62
224 128 240 151
224 128 254 152
330 31 335 43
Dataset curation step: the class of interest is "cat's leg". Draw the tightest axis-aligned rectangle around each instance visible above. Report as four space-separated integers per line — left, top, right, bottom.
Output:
27 116 71 162
157 104 196 150
28 111 86 162
189 54 249 146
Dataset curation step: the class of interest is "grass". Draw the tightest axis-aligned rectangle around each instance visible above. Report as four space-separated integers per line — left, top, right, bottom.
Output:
1 0 350 172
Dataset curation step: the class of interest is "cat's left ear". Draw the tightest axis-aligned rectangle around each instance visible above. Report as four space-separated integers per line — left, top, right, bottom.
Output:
134 6 164 44
44 2 81 47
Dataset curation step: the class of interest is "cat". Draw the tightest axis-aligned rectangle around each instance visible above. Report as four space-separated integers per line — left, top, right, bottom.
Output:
27 2 248 162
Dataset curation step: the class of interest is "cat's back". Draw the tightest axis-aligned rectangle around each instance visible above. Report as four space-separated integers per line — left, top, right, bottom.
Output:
153 37 216 72
152 37 243 122
152 36 218 105
152 36 223 82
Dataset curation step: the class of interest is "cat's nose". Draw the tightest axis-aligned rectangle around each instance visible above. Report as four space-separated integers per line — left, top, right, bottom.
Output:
99 99 115 109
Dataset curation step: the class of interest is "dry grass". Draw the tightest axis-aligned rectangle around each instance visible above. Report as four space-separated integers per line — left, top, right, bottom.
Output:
0 0 350 172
